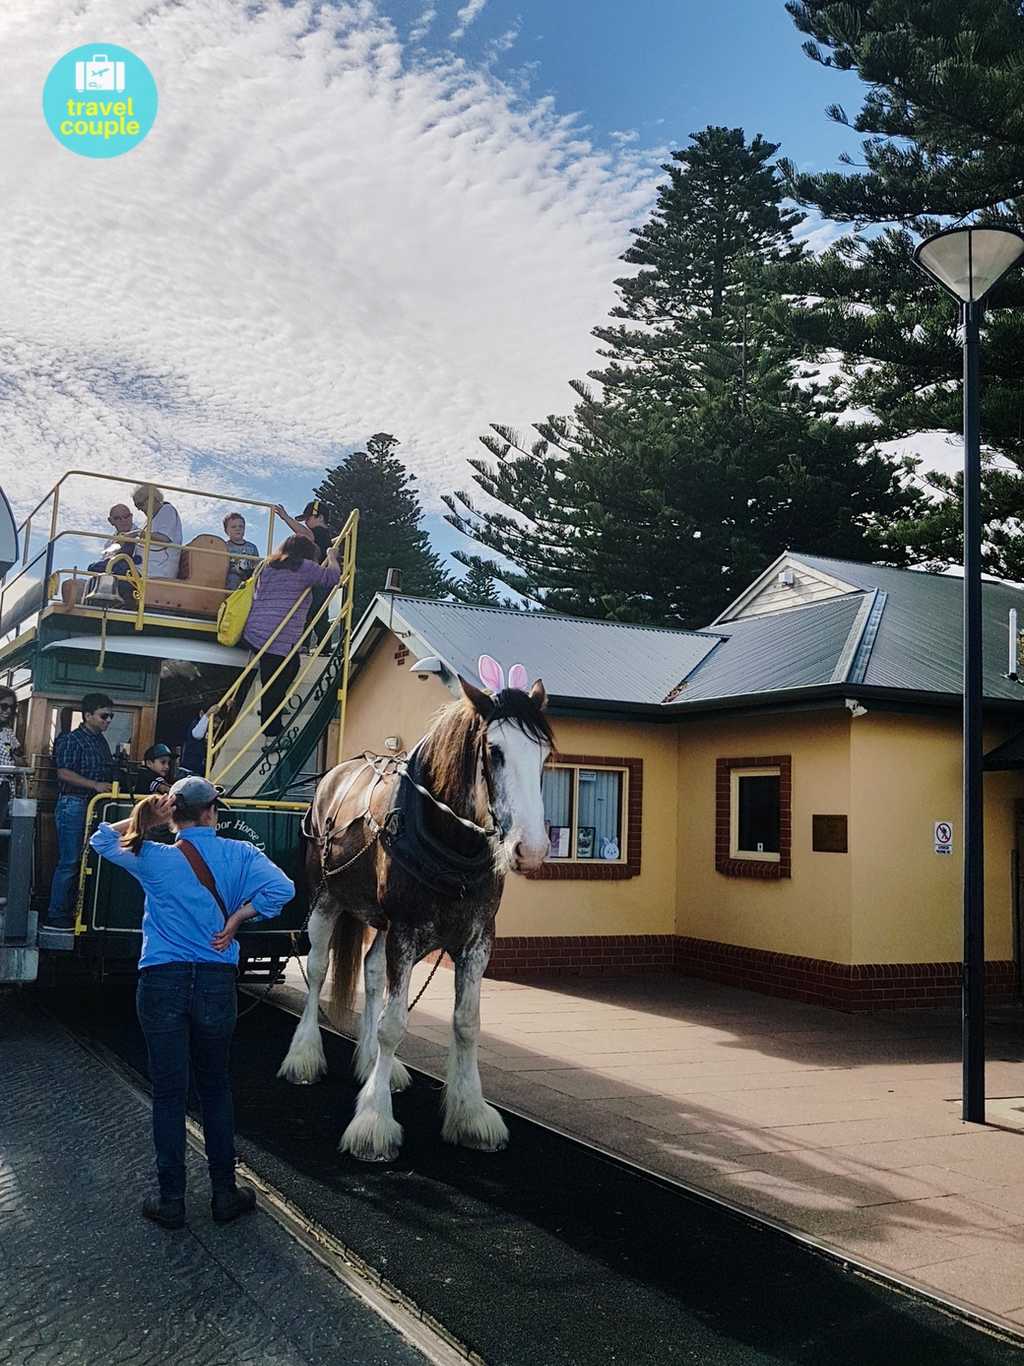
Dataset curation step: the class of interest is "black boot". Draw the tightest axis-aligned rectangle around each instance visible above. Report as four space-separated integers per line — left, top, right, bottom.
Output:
142 1195 186 1229
211 1185 257 1224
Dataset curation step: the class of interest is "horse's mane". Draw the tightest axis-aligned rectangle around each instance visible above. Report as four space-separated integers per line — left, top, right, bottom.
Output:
419 689 554 816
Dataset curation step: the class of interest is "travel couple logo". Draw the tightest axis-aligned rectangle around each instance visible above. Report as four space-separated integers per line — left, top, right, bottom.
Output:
43 44 157 158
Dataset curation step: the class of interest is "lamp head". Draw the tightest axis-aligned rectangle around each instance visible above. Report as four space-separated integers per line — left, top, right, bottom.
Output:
914 225 1024 305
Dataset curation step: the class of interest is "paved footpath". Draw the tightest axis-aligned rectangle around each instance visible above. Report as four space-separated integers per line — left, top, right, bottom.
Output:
1 994 426 1366
314 963 1024 1334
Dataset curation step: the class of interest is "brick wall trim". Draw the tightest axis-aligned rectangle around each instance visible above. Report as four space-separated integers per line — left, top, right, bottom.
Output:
481 932 1017 1010
715 754 792 879
525 754 642 881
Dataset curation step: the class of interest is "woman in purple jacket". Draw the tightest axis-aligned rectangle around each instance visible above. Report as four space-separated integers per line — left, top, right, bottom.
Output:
242 535 340 735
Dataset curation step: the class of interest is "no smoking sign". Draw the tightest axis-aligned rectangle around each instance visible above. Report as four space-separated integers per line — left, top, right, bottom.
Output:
934 821 953 855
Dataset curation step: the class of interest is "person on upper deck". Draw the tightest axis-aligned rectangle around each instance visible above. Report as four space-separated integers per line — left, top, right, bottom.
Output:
241 535 340 736
87 504 143 573
222 512 260 592
271 501 330 559
272 501 333 644
132 484 183 580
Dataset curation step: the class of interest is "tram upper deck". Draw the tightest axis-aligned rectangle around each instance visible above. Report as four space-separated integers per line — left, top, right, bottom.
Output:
0 471 359 982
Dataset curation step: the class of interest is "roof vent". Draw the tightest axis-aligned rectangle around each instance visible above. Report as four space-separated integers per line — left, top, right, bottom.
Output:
778 567 796 588
384 567 402 593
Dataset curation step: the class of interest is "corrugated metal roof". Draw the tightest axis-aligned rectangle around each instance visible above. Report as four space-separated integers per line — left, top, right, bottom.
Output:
375 597 719 705
357 551 1024 714
672 594 866 704
792 555 1024 702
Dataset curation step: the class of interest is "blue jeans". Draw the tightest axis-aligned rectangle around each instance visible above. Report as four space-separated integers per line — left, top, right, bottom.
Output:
46 794 87 926
136 964 239 1201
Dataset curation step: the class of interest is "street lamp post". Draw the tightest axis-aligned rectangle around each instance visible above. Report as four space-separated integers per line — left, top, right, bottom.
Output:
914 225 1024 1125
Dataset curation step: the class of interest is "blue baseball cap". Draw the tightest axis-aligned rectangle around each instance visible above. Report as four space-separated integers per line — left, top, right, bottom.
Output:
168 775 220 807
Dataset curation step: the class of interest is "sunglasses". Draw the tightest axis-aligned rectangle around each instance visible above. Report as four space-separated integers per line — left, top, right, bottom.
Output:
0 701 14 709
97 712 115 720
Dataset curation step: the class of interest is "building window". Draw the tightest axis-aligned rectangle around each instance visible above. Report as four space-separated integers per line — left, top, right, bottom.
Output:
716 755 791 880
527 755 643 881
543 763 626 862
730 767 780 862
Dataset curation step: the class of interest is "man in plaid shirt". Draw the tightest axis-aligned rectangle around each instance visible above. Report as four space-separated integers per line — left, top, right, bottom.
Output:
45 692 116 935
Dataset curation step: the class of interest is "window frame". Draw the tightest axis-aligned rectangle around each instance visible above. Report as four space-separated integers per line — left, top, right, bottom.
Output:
526 753 643 882
543 761 628 865
715 754 792 880
729 766 781 863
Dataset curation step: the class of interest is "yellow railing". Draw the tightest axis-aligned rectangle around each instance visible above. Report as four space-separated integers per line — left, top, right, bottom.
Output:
2 470 301 636
206 509 359 789
72 786 309 936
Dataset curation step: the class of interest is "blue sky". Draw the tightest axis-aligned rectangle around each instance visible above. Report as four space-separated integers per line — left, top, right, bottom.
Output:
2 0 879 578
417 0 865 174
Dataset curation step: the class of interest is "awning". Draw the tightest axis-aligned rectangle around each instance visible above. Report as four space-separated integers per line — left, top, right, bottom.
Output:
984 729 1024 771
41 635 248 667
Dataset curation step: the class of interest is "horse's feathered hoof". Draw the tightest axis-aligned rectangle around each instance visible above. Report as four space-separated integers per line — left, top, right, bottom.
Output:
390 1059 412 1093
277 1038 329 1081
339 1109 403 1163
441 1101 509 1152
277 1040 327 1085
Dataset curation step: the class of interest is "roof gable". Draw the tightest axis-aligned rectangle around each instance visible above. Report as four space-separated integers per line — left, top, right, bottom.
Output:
712 552 859 623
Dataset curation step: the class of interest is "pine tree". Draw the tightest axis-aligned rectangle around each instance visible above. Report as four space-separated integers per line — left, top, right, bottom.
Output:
779 1 1024 575
451 559 502 607
784 1 1024 222
315 433 450 620
445 128 919 627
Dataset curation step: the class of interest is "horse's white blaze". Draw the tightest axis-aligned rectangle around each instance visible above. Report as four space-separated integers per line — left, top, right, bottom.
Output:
488 717 550 871
278 903 331 1084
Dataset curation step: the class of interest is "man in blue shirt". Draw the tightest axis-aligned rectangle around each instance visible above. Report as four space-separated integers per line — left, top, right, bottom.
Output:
90 775 295 1229
45 691 116 936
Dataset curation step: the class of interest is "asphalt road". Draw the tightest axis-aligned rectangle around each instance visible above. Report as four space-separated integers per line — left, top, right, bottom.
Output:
48 983 1024 1366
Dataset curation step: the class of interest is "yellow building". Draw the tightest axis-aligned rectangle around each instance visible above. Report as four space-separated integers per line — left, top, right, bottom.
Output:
342 553 1024 1010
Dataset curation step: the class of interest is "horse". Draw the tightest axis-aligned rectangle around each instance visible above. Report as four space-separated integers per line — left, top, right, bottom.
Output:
277 658 553 1162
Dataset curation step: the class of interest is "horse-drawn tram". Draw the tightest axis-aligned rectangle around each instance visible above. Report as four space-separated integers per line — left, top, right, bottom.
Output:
0 469 358 985
9 477 1024 1366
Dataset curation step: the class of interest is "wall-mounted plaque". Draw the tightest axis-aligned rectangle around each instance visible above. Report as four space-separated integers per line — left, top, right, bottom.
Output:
812 814 848 853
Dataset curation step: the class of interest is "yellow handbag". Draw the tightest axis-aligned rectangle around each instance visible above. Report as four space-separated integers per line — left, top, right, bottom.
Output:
216 563 262 646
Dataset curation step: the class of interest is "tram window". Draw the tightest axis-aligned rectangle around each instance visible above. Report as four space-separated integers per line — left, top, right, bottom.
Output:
48 707 137 756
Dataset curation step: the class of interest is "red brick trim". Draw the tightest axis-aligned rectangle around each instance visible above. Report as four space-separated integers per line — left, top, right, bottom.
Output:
525 755 642 881
487 934 674 977
674 935 1016 1011
478 933 1017 1010
715 755 792 879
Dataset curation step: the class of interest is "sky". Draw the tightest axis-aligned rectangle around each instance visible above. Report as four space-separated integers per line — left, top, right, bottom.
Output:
1 0 912 574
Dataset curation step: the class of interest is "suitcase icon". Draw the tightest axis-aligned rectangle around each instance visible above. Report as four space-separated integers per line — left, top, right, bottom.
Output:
75 54 126 93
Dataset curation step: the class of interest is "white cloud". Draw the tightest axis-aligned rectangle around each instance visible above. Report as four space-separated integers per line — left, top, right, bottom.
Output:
484 20 521 66
409 4 437 43
0 0 660 532
451 0 489 40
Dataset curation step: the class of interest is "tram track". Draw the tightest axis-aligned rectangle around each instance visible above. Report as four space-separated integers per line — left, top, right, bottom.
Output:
63 1028 480 1366
47 983 1024 1366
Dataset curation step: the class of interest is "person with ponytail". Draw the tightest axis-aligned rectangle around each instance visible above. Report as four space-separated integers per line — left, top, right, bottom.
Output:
89 776 294 1230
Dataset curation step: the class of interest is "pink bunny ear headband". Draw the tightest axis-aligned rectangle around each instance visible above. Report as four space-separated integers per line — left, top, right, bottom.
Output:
478 655 530 693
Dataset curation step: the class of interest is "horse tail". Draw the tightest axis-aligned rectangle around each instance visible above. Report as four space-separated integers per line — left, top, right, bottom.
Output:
327 912 364 1023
